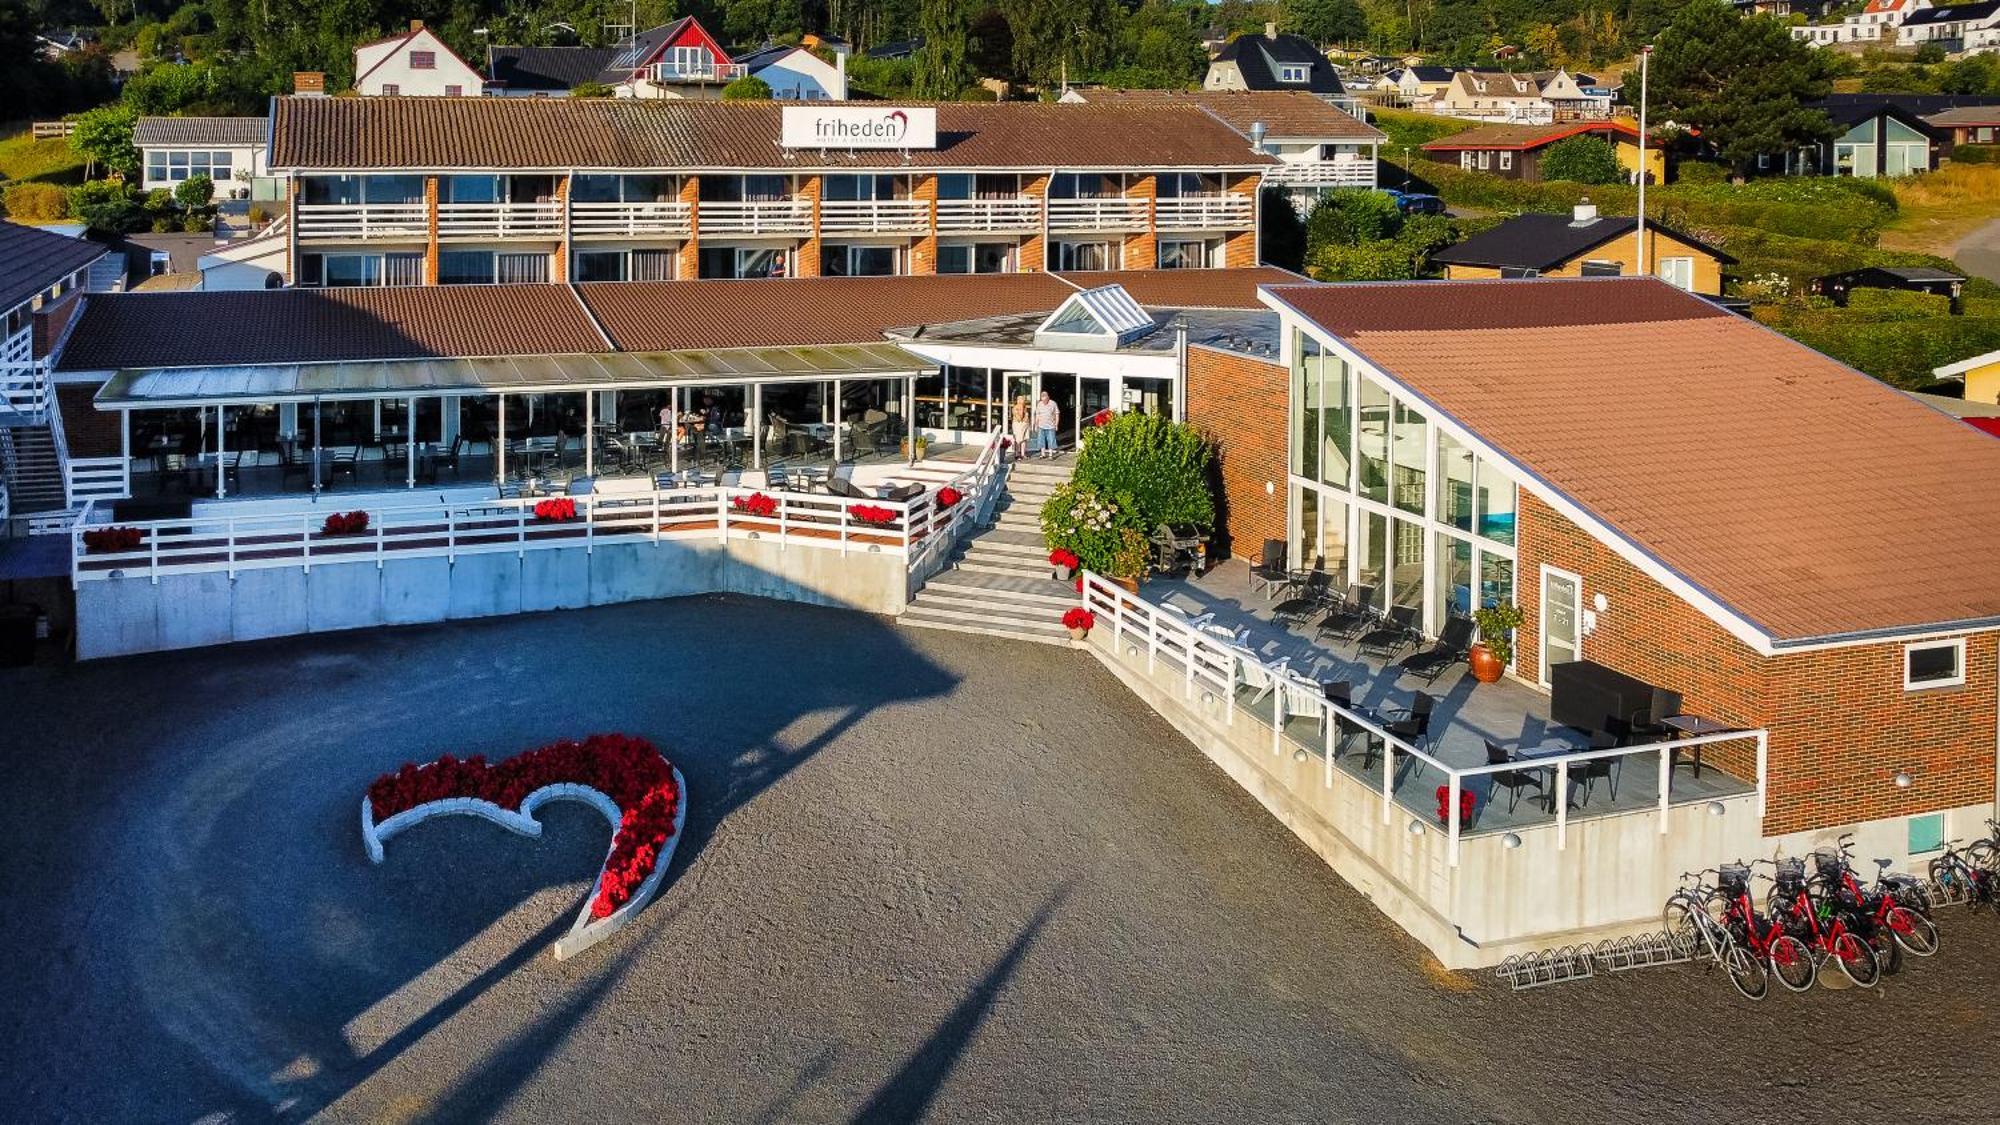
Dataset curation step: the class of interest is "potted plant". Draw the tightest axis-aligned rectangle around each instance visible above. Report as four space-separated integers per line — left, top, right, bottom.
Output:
847 503 896 527
534 497 578 522
81 526 144 554
1062 606 1095 640
322 510 370 536
1049 548 1080 581
730 492 778 518
900 434 930 459
1469 602 1524 684
937 485 963 510
1434 785 1476 827
1109 527 1150 594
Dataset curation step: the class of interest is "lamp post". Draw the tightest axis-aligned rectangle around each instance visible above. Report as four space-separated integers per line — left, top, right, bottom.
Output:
1402 145 1412 191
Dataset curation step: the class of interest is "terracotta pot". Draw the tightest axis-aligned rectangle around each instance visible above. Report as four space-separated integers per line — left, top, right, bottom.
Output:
1067 625 1090 641
1113 576 1141 595
1468 643 1504 684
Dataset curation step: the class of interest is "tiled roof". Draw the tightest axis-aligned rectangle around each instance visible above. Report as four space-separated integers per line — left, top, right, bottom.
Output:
0 222 107 314
1925 105 2000 126
1070 89 1383 142
1430 212 1735 272
132 116 267 148
268 97 1275 171
1212 32 1345 94
486 45 622 90
1422 119 1641 151
56 285 609 370
1266 277 2000 643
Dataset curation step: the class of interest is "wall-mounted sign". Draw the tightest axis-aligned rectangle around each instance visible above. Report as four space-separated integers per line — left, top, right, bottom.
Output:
780 106 938 150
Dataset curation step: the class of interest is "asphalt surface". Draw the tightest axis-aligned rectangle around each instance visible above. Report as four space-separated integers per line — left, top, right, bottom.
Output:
1957 215 2000 286
3 596 1997 1123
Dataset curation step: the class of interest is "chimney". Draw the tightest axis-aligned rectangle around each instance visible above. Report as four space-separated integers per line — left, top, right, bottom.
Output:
1572 197 1598 224
293 71 326 97
410 19 424 32
1265 21 1278 39
1249 121 1267 152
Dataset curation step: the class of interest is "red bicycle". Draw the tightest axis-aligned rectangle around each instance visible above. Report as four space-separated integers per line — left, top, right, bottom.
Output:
1714 861 1816 993
1770 856 1879 988
1810 836 1940 963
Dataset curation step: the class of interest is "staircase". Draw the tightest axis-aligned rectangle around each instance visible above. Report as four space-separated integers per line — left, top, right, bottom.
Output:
0 421 68 516
900 453 1079 646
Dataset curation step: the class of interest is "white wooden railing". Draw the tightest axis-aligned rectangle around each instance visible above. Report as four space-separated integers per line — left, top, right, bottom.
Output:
1045 197 1150 231
295 203 428 240
1076 573 1770 866
905 428 1007 587
935 197 1042 232
570 201 693 237
66 457 130 502
1153 194 1255 229
646 61 745 83
697 200 814 235
816 199 930 234
436 201 563 239
1262 160 1378 188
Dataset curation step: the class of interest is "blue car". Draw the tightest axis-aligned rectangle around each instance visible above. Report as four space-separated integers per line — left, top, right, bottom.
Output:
1382 189 1446 216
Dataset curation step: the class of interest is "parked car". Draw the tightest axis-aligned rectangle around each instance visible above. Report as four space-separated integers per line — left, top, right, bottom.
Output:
1383 189 1446 216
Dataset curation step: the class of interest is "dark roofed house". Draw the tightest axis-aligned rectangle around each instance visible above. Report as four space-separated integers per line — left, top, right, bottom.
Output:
486 45 624 93
1772 99 1938 177
1205 25 1345 96
1810 265 1966 313
485 17 740 96
1429 202 1734 296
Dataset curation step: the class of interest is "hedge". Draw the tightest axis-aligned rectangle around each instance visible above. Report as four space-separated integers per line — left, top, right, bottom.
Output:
1755 295 2000 389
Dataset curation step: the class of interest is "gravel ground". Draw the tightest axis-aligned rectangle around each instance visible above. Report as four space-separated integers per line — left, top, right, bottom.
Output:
3 595 1997 1124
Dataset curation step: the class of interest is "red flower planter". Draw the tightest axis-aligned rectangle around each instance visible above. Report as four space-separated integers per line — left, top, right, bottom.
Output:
534 497 577 522
322 510 369 536
1434 785 1476 828
730 492 778 518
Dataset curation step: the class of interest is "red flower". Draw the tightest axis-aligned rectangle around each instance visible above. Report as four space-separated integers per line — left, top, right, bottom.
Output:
1062 606 1095 631
323 511 369 535
847 503 897 526
937 486 963 509
1048 548 1080 569
534 497 577 522
1089 409 1113 427
82 526 144 553
1433 785 1476 827
730 492 778 517
1073 576 1084 592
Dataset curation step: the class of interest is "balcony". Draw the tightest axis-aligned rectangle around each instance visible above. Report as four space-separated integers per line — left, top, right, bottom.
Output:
645 61 746 84
817 198 931 235
1262 160 1378 189
698 199 814 236
570 201 694 239
1045 197 1150 232
295 203 427 241
935 197 1042 233
1154 194 1255 230
436 201 563 240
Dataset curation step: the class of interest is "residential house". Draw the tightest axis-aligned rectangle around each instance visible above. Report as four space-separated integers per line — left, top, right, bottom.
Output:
352 22 484 97
1793 0 1933 45
1205 26 1347 96
1061 89 1385 207
731 43 848 101
267 95 1272 286
1922 104 2000 149
1773 99 1938 176
1428 202 1733 295
1534 70 1613 119
1935 347 2000 404
1898 0 2000 52
1374 66 1455 103
864 38 923 61
133 117 271 198
1426 70 1552 123
105 232 283 293
487 18 740 99
1420 120 1664 183
1811 265 1966 311
0 222 107 520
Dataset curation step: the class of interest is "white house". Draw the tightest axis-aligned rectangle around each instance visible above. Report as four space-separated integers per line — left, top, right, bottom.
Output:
353 22 484 97
1898 1 2000 52
1794 0 1933 45
734 43 847 100
134 117 270 197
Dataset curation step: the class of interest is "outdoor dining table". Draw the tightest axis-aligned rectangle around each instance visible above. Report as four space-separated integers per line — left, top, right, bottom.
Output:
1512 741 1590 814
1659 714 1733 779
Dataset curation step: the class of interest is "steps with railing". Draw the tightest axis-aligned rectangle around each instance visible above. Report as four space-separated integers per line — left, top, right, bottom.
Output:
900 452 1077 645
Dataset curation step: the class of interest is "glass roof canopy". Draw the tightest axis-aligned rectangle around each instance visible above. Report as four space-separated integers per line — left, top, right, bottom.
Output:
93 342 939 409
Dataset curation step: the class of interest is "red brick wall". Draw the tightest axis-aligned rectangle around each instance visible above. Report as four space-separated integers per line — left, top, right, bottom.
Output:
1186 345 1286 560
32 290 82 358
1516 489 1998 835
1224 172 1259 268
57 383 121 457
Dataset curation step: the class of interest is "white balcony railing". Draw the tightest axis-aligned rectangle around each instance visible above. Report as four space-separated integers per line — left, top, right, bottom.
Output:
697 199 814 235
436 201 563 239
66 457 130 502
935 197 1042 233
646 61 746 83
569 201 694 238
816 198 930 234
1153 194 1255 230
295 203 428 241
1045 196 1150 232
1262 160 1379 189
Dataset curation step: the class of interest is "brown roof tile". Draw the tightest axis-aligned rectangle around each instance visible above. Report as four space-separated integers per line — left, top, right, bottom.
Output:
1072 90 1384 142
56 284 609 370
269 96 1276 172
1421 119 1643 151
1268 277 2000 642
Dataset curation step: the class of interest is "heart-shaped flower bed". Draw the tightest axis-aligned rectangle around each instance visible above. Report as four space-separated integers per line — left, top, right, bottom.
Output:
362 733 687 960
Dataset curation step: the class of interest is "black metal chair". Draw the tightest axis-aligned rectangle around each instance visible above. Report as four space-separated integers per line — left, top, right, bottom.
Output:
1315 584 1377 642
329 445 361 486
825 475 869 500
883 482 925 503
1321 679 1367 758
1249 539 1291 600
1398 616 1476 682
1363 692 1436 772
433 436 464 481
1486 740 1545 814
1356 604 1421 658
1271 570 1332 626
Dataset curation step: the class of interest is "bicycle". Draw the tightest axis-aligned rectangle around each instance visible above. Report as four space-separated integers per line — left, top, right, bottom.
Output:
1929 838 2000 914
1769 856 1879 988
1664 869 1770 1001
1809 835 1939 962
1715 861 1814 994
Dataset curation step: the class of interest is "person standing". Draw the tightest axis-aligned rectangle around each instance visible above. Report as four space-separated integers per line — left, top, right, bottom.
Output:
1009 394 1032 462
1033 390 1060 460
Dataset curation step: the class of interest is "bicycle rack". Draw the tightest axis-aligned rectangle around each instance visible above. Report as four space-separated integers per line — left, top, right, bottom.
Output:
1494 946 1596 990
1495 929 1708 991
1919 878 1972 910
1590 930 1701 973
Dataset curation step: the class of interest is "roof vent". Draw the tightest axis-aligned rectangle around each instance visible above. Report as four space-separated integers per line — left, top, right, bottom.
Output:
1572 198 1598 225
1249 121 1267 150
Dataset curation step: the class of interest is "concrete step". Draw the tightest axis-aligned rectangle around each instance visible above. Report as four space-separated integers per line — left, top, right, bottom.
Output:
924 571 1076 609
898 606 1074 647
952 556 1058 580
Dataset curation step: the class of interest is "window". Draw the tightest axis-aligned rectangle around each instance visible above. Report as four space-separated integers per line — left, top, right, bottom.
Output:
670 45 709 76
409 50 436 69
321 254 382 287
1657 256 1695 291
824 244 898 276
439 250 495 285
1052 240 1114 271
698 246 789 279
146 148 235 184
444 84 463 97
938 242 1012 274
1908 813 1945 855
1278 64 1310 83
1904 639 1965 690
1477 151 1491 169
1157 240 1210 269
381 83 400 96
1460 152 1475 171
1580 259 1623 277
383 253 424 286
1499 151 1513 171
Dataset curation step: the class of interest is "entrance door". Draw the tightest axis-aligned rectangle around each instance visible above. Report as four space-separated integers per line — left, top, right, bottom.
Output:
1042 375 1077 451
1540 566 1582 685
1078 377 1112 444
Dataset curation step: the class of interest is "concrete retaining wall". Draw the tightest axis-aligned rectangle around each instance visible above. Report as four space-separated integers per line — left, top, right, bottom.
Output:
76 538 907 659
1086 631 1763 969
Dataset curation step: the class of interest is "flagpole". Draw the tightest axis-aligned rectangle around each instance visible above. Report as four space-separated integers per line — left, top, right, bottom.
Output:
1635 45 1651 278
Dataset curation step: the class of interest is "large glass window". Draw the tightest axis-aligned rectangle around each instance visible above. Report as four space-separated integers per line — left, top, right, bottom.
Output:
323 254 382 287
1438 431 1475 532
824 244 898 276
1435 533 1473 622
939 242 1013 274
365 175 424 204
1358 509 1389 611
441 175 500 203
146 148 234 183
1357 377 1391 505
1317 352 1350 491
577 251 626 282
1294 336 1322 482
823 175 901 201
1391 517 1424 611
440 250 495 285
1293 486 1318 571
1052 241 1114 271
1477 458 1516 544
1391 400 1427 515
1480 550 1513 610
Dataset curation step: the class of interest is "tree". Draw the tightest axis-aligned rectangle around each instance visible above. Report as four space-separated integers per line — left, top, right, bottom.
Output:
1004 0 1117 90
1114 0 1207 84
1282 0 1366 46
1539 135 1625 184
1259 188 1307 272
915 0 974 98
1651 0 1836 177
69 103 140 179
1523 21 1561 64
1305 188 1402 251
720 75 774 99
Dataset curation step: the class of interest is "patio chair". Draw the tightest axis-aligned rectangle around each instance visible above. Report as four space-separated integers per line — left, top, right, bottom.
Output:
1356 605 1421 659
1362 692 1436 772
883 483 925 503
496 480 524 500
278 442 309 488
564 476 595 497
1249 539 1291 600
1485 740 1546 814
1569 752 1622 807
329 445 361 486
433 436 464 480
825 475 869 500
766 463 792 491
1271 570 1332 627
1398 616 1476 683
1315 584 1378 642
1321 679 1366 758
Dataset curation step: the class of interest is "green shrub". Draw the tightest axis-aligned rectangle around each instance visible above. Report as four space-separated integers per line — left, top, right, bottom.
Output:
1540 135 1625 185
571 81 615 98
67 180 145 232
957 85 999 101
1675 160 1729 184
1755 297 2000 388
720 76 773 100
1039 481 1141 576
2 181 69 222
1305 188 1402 249
1071 411 1216 530
1953 145 2000 165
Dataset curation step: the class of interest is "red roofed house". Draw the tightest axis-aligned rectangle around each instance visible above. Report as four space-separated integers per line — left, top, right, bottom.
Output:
1422 119 1666 184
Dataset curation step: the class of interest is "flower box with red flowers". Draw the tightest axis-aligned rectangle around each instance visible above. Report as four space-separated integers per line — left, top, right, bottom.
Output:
730 492 778 518
322 510 370 536
936 486 963 510
1061 606 1096 638
533 497 577 522
847 503 897 527
1433 785 1476 827
81 526 144 553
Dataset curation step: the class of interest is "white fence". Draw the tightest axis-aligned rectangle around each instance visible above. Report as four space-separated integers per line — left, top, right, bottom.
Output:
570 201 693 238
696 200 815 235
935 197 1042 233
435 202 563 239
1076 572 1769 866
1045 197 1150 232
817 199 931 234
65 456 130 502
1153 195 1254 229
1262 161 1378 189
295 203 428 240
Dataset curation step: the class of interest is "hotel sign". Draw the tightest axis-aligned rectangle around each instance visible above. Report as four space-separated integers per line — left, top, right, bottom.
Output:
780 106 938 150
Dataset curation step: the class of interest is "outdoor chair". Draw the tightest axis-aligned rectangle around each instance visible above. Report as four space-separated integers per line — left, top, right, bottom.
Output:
1398 616 1476 683
1486 740 1546 814
1249 539 1291 600
329 446 361 485
825 475 869 500
1315 584 1378 642
766 463 792 491
1356 605 1421 659
1363 692 1436 772
433 436 464 480
1569 752 1622 807
278 442 309 487
564 476 595 497
1271 570 1332 627
496 480 524 500
1321 679 1366 758
883 483 926 503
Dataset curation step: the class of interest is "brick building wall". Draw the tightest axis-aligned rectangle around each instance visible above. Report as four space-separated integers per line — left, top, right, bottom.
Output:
423 176 440 286
797 174 823 279
1516 489 1998 835
677 177 702 280
31 291 83 358
1019 174 1048 272
57 384 120 457
1186 344 1286 560
911 174 938 275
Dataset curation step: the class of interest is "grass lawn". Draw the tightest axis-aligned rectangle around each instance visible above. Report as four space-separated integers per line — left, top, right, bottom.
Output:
0 122 88 186
1877 163 2000 258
